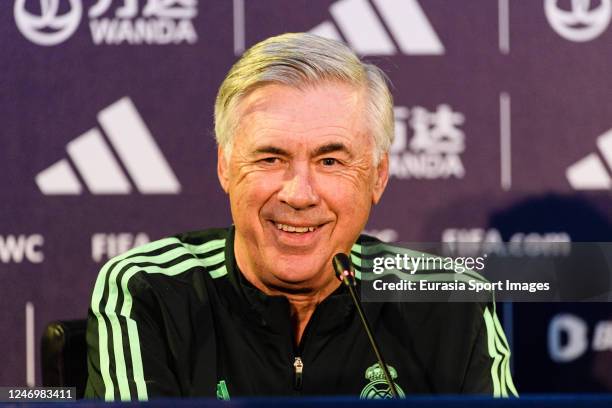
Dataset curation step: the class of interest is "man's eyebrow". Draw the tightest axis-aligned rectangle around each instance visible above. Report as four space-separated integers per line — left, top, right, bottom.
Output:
254 146 290 156
313 143 352 157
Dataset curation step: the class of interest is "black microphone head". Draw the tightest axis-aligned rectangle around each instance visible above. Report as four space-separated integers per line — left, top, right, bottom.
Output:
333 253 353 281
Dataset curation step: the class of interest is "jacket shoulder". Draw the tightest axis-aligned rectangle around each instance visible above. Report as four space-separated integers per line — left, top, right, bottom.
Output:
97 228 231 283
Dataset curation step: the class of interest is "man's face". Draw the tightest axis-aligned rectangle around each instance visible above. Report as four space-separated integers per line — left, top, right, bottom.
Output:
218 82 388 293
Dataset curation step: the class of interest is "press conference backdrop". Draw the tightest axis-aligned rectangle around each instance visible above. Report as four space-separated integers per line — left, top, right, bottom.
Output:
2 0 612 393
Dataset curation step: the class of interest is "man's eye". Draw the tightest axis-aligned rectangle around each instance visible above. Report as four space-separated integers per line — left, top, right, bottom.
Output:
260 157 280 164
321 158 339 166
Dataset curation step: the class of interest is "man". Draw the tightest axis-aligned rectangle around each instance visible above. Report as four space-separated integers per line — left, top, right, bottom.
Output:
85 33 517 400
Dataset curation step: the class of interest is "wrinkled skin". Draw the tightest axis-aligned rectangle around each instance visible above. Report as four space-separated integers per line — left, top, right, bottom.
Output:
217 82 389 340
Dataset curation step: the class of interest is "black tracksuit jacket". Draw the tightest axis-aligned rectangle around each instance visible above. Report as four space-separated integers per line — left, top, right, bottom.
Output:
85 226 517 400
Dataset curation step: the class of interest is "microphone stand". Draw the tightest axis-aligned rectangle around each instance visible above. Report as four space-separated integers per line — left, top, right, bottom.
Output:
333 253 399 398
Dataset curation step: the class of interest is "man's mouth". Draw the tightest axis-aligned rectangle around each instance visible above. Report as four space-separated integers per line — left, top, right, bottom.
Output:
274 222 318 233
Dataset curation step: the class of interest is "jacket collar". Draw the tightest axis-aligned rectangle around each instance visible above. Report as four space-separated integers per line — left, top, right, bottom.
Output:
222 225 384 335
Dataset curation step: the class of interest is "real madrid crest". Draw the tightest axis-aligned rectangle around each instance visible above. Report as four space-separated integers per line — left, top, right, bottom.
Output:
360 363 406 399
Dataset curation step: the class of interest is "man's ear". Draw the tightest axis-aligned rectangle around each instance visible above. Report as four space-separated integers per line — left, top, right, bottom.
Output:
372 153 389 205
217 146 230 194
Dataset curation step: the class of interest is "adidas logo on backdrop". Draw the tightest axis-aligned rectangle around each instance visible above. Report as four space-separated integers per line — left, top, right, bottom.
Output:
309 0 444 55
566 128 612 190
36 97 181 195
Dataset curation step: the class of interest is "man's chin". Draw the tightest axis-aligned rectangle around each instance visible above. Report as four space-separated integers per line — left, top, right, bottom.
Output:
262 261 332 291
268 268 323 286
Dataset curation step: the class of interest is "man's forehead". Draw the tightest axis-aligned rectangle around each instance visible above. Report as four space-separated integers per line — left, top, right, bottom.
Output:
239 124 373 158
234 83 369 147
238 83 365 126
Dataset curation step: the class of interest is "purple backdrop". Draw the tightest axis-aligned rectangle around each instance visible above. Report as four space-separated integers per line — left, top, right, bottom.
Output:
2 0 612 392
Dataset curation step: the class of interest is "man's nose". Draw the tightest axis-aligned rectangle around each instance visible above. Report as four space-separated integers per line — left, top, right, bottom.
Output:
277 164 320 210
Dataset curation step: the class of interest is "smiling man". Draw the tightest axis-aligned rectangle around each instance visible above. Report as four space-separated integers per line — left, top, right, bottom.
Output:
219 81 388 344
85 33 516 400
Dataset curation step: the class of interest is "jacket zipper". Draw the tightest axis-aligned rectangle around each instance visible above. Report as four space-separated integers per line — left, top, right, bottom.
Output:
292 301 324 392
293 357 303 390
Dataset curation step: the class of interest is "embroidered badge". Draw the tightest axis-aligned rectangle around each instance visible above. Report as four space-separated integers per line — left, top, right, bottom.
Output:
359 363 406 399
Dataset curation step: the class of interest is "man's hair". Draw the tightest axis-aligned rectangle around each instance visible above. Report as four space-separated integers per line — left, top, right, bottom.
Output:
214 32 394 164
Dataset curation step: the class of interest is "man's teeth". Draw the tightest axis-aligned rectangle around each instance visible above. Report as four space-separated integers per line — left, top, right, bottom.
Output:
275 223 316 233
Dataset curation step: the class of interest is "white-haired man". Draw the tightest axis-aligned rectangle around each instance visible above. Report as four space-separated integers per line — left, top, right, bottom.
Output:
85 33 517 400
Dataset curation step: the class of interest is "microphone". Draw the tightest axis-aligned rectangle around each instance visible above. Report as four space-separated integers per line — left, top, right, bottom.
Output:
332 253 399 398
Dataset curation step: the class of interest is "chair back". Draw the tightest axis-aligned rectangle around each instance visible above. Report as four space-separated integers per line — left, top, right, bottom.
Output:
41 319 88 399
